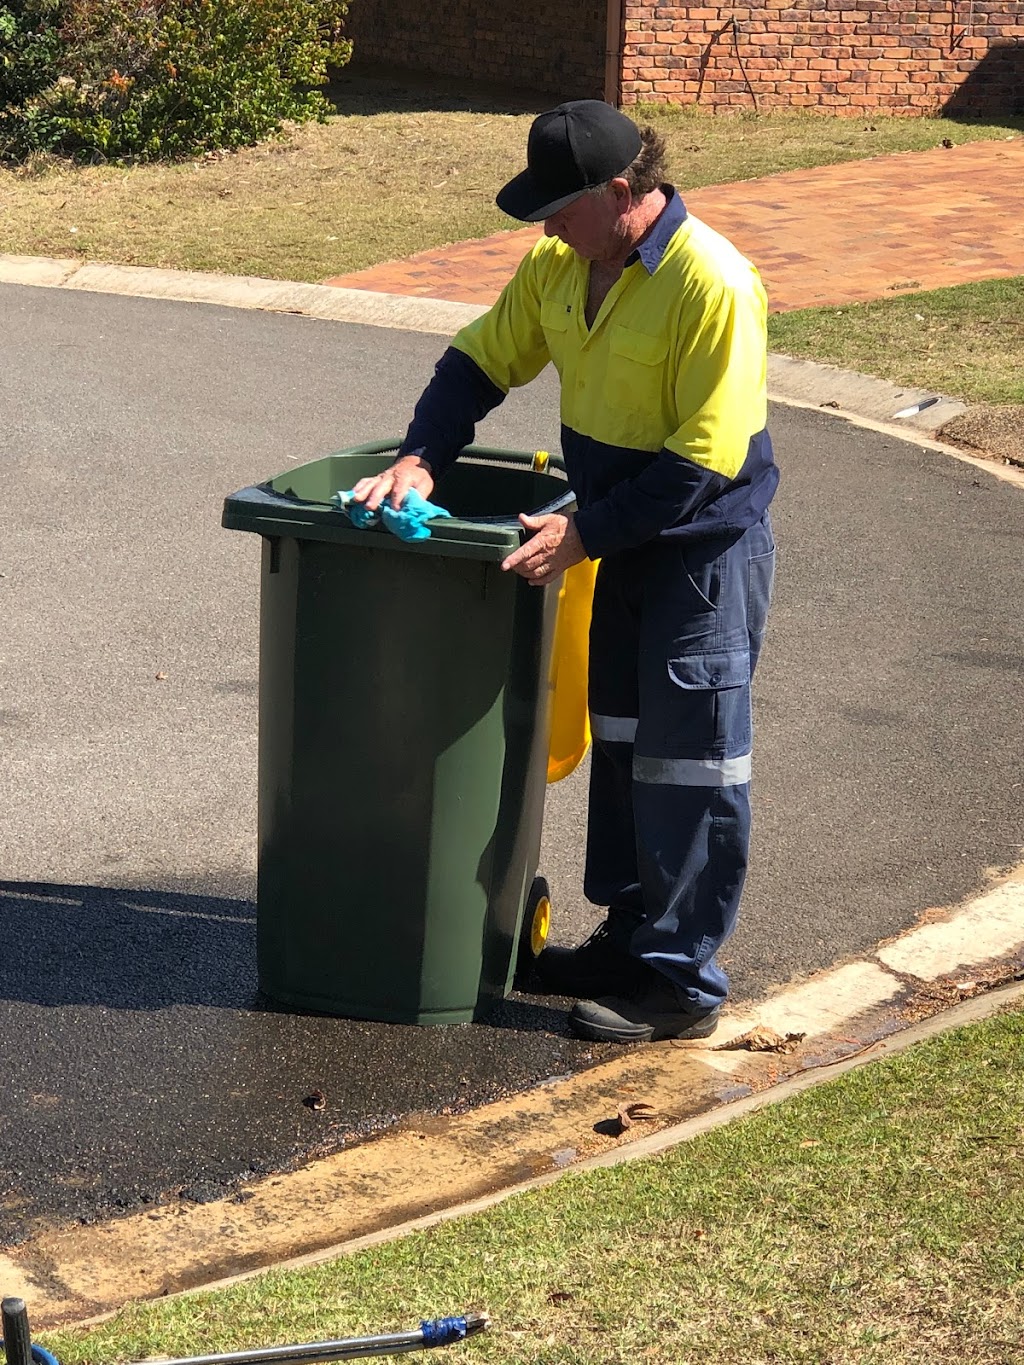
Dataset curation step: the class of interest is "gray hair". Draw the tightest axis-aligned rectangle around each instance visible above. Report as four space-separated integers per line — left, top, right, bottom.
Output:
587 125 668 201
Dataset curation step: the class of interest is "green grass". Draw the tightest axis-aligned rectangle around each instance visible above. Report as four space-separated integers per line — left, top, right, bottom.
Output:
768 276 1024 406
0 73 1020 282
42 1007 1024 1365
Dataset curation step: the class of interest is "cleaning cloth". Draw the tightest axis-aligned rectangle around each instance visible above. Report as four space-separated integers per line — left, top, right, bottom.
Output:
330 487 451 542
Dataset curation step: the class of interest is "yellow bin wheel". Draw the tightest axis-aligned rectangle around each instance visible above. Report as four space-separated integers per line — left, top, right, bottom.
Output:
516 875 552 979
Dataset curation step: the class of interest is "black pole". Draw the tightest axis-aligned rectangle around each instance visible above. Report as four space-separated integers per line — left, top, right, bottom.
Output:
1 1298 34 1365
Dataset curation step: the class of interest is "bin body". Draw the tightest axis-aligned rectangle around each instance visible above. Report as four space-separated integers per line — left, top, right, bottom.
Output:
223 445 571 1024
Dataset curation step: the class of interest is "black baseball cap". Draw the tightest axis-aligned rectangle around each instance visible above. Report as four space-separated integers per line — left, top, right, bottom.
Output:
496 100 642 223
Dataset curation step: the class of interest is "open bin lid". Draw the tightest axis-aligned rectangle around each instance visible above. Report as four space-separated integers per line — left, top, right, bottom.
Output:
222 441 575 563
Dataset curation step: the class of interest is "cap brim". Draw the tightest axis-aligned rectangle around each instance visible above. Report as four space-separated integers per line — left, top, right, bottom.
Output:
495 169 589 224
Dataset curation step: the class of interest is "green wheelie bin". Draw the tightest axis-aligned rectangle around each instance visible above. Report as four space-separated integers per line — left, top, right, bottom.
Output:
222 441 571 1024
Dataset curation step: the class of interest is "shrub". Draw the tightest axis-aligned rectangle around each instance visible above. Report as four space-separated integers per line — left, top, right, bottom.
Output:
0 3 64 110
0 0 352 162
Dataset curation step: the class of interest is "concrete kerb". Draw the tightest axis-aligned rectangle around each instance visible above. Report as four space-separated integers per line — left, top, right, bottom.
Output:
1 250 1009 481
0 253 485 336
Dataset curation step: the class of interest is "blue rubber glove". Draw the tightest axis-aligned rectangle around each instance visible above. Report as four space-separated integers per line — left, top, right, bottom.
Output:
331 487 451 542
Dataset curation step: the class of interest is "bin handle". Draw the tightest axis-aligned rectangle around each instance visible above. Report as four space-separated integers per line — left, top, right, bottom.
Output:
462 445 566 474
333 440 567 474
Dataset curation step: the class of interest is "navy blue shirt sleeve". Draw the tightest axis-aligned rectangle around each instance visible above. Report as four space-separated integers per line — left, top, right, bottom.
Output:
401 347 506 477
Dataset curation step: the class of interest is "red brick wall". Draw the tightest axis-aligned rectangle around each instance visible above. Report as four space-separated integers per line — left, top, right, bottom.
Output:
345 0 607 99
619 1 1024 114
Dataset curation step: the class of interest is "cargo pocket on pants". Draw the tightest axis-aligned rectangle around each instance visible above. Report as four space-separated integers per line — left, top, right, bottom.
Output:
659 649 752 768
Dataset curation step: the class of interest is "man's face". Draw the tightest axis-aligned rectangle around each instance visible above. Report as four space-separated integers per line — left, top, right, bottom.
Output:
543 182 628 262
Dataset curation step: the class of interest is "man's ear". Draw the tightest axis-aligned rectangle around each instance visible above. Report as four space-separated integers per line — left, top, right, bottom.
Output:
610 177 632 213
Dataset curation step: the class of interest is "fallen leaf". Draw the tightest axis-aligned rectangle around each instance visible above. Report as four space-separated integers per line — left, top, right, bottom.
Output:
303 1090 327 1111
799 1139 821 1149
154 671 168 681
714 1026 805 1054
616 1101 659 1131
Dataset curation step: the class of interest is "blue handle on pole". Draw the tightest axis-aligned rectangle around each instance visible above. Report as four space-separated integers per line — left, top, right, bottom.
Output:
419 1317 469 1347
0 1342 60 1365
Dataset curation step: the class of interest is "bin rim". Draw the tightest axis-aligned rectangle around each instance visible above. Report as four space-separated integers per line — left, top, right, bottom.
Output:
268 441 572 528
222 442 576 561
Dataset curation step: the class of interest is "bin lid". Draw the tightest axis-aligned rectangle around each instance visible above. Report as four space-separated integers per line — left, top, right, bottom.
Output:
222 445 575 563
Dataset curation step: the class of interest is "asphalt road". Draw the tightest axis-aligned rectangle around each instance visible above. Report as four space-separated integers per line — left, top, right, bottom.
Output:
2 283 1023 1241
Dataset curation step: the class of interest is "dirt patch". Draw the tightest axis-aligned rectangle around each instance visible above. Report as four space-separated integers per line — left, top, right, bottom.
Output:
900 961 1024 1024
940 403 1024 468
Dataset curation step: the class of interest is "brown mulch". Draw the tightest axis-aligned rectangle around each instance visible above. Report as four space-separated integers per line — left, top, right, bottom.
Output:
940 404 1024 468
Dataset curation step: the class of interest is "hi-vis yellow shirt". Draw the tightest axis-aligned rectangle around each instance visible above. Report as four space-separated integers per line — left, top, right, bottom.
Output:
402 190 779 558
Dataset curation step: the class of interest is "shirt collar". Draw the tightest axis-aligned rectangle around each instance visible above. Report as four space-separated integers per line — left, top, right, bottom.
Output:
625 185 687 275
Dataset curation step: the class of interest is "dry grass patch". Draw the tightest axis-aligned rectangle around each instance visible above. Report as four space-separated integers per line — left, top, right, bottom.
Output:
0 113 533 281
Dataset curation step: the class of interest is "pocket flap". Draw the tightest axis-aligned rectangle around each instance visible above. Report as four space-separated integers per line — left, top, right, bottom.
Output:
610 326 669 366
541 299 572 332
668 650 749 690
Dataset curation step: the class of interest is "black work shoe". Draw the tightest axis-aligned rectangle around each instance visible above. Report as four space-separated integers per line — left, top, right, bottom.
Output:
568 975 721 1043
534 921 650 999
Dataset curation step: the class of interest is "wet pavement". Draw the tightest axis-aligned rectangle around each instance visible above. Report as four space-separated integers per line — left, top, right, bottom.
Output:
2 283 1024 1245
0 878 606 1231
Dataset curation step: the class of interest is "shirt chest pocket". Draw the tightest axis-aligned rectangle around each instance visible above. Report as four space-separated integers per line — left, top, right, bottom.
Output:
540 298 571 377
606 326 670 415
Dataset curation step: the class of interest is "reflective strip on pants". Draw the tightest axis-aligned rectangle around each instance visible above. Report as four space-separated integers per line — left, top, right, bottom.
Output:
633 752 752 788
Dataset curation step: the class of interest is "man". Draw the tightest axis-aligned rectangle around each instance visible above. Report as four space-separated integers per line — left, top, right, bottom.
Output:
354 100 778 1044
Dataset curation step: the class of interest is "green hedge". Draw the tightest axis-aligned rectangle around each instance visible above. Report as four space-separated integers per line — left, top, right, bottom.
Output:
0 0 352 162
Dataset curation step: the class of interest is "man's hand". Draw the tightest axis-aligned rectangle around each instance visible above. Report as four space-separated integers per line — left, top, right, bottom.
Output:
352 453 434 511
502 512 586 585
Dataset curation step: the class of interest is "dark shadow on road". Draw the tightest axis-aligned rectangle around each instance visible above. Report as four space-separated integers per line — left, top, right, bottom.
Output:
0 878 581 1030
479 993 576 1036
0 881 257 1010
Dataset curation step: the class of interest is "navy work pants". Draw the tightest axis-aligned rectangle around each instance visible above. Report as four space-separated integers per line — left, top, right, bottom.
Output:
584 513 775 1010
